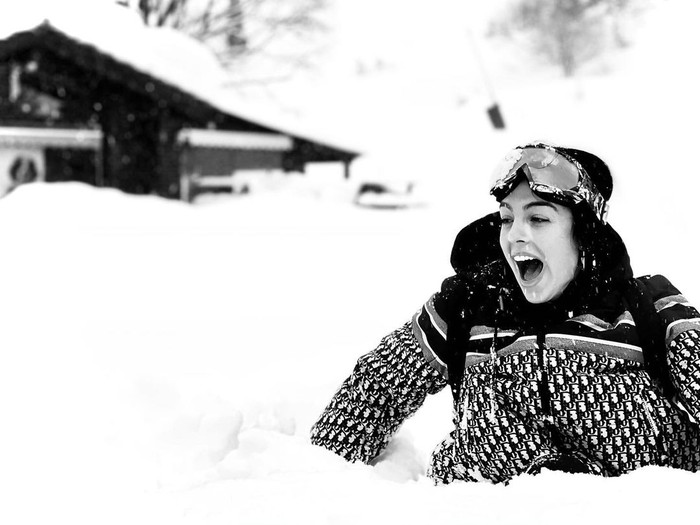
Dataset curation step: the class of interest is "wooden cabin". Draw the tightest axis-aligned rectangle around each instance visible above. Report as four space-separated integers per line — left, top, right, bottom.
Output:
0 22 359 199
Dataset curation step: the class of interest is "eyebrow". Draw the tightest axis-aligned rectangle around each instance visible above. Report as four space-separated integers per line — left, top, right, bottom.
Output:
499 201 559 212
525 201 558 212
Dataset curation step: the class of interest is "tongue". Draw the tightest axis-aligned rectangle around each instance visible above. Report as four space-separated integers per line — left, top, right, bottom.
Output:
522 260 543 281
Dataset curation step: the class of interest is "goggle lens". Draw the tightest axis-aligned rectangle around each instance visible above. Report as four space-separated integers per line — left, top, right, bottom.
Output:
489 145 609 223
490 147 580 194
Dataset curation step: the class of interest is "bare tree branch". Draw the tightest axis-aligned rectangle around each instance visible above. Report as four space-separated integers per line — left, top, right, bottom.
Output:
490 0 646 76
128 0 324 49
117 0 328 84
156 0 186 27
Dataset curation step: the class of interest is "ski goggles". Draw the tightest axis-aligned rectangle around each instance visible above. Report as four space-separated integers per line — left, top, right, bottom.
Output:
489 143 609 224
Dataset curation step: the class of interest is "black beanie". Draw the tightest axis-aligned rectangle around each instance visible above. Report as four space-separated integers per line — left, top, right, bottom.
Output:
558 146 613 202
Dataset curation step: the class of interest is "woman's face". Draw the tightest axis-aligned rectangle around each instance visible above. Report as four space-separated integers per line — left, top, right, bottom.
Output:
498 181 579 304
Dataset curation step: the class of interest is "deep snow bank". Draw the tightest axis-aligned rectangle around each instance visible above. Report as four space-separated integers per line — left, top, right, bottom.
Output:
1 182 700 524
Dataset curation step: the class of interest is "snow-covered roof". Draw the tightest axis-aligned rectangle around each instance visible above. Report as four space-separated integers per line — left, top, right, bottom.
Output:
178 129 293 151
0 126 102 149
0 0 230 108
0 0 360 157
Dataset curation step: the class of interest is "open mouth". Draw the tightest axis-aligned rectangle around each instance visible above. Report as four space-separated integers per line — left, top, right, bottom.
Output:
513 255 544 282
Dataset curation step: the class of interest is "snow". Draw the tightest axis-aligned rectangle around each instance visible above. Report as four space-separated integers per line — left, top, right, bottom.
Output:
3 173 700 524
2 0 700 523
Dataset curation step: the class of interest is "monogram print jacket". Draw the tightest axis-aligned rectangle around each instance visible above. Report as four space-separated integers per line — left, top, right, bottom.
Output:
310 214 700 484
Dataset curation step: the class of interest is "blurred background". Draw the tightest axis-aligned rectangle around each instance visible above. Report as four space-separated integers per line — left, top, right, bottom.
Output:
2 0 694 202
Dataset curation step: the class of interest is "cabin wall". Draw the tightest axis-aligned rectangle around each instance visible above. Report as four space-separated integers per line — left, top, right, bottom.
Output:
0 31 357 199
183 148 284 176
45 148 97 185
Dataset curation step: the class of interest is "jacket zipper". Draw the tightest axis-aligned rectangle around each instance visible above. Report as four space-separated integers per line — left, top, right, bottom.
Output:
635 392 668 464
537 332 567 450
536 331 552 418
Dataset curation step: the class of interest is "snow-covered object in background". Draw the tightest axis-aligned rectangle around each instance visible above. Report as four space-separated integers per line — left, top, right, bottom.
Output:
353 180 424 209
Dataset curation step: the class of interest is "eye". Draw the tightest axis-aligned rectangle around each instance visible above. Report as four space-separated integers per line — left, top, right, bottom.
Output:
499 215 513 226
529 215 550 224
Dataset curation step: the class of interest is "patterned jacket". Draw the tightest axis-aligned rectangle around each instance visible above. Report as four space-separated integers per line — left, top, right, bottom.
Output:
310 214 700 483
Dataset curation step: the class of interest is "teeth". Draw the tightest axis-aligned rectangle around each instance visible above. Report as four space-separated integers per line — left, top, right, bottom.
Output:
513 255 535 262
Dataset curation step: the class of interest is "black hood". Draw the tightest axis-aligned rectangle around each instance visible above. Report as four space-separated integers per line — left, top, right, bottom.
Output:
450 212 503 274
448 212 633 326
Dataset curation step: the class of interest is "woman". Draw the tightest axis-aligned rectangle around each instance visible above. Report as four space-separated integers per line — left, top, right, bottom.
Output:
310 142 700 484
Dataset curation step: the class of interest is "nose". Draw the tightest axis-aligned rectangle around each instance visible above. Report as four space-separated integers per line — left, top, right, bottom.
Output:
507 217 530 244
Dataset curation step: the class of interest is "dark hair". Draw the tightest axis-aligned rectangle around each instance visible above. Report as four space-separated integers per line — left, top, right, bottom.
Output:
556 146 614 273
568 200 632 307
571 203 601 269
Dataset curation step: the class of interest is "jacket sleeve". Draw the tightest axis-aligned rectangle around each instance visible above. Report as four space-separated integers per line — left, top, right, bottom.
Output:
642 275 700 422
310 316 448 464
